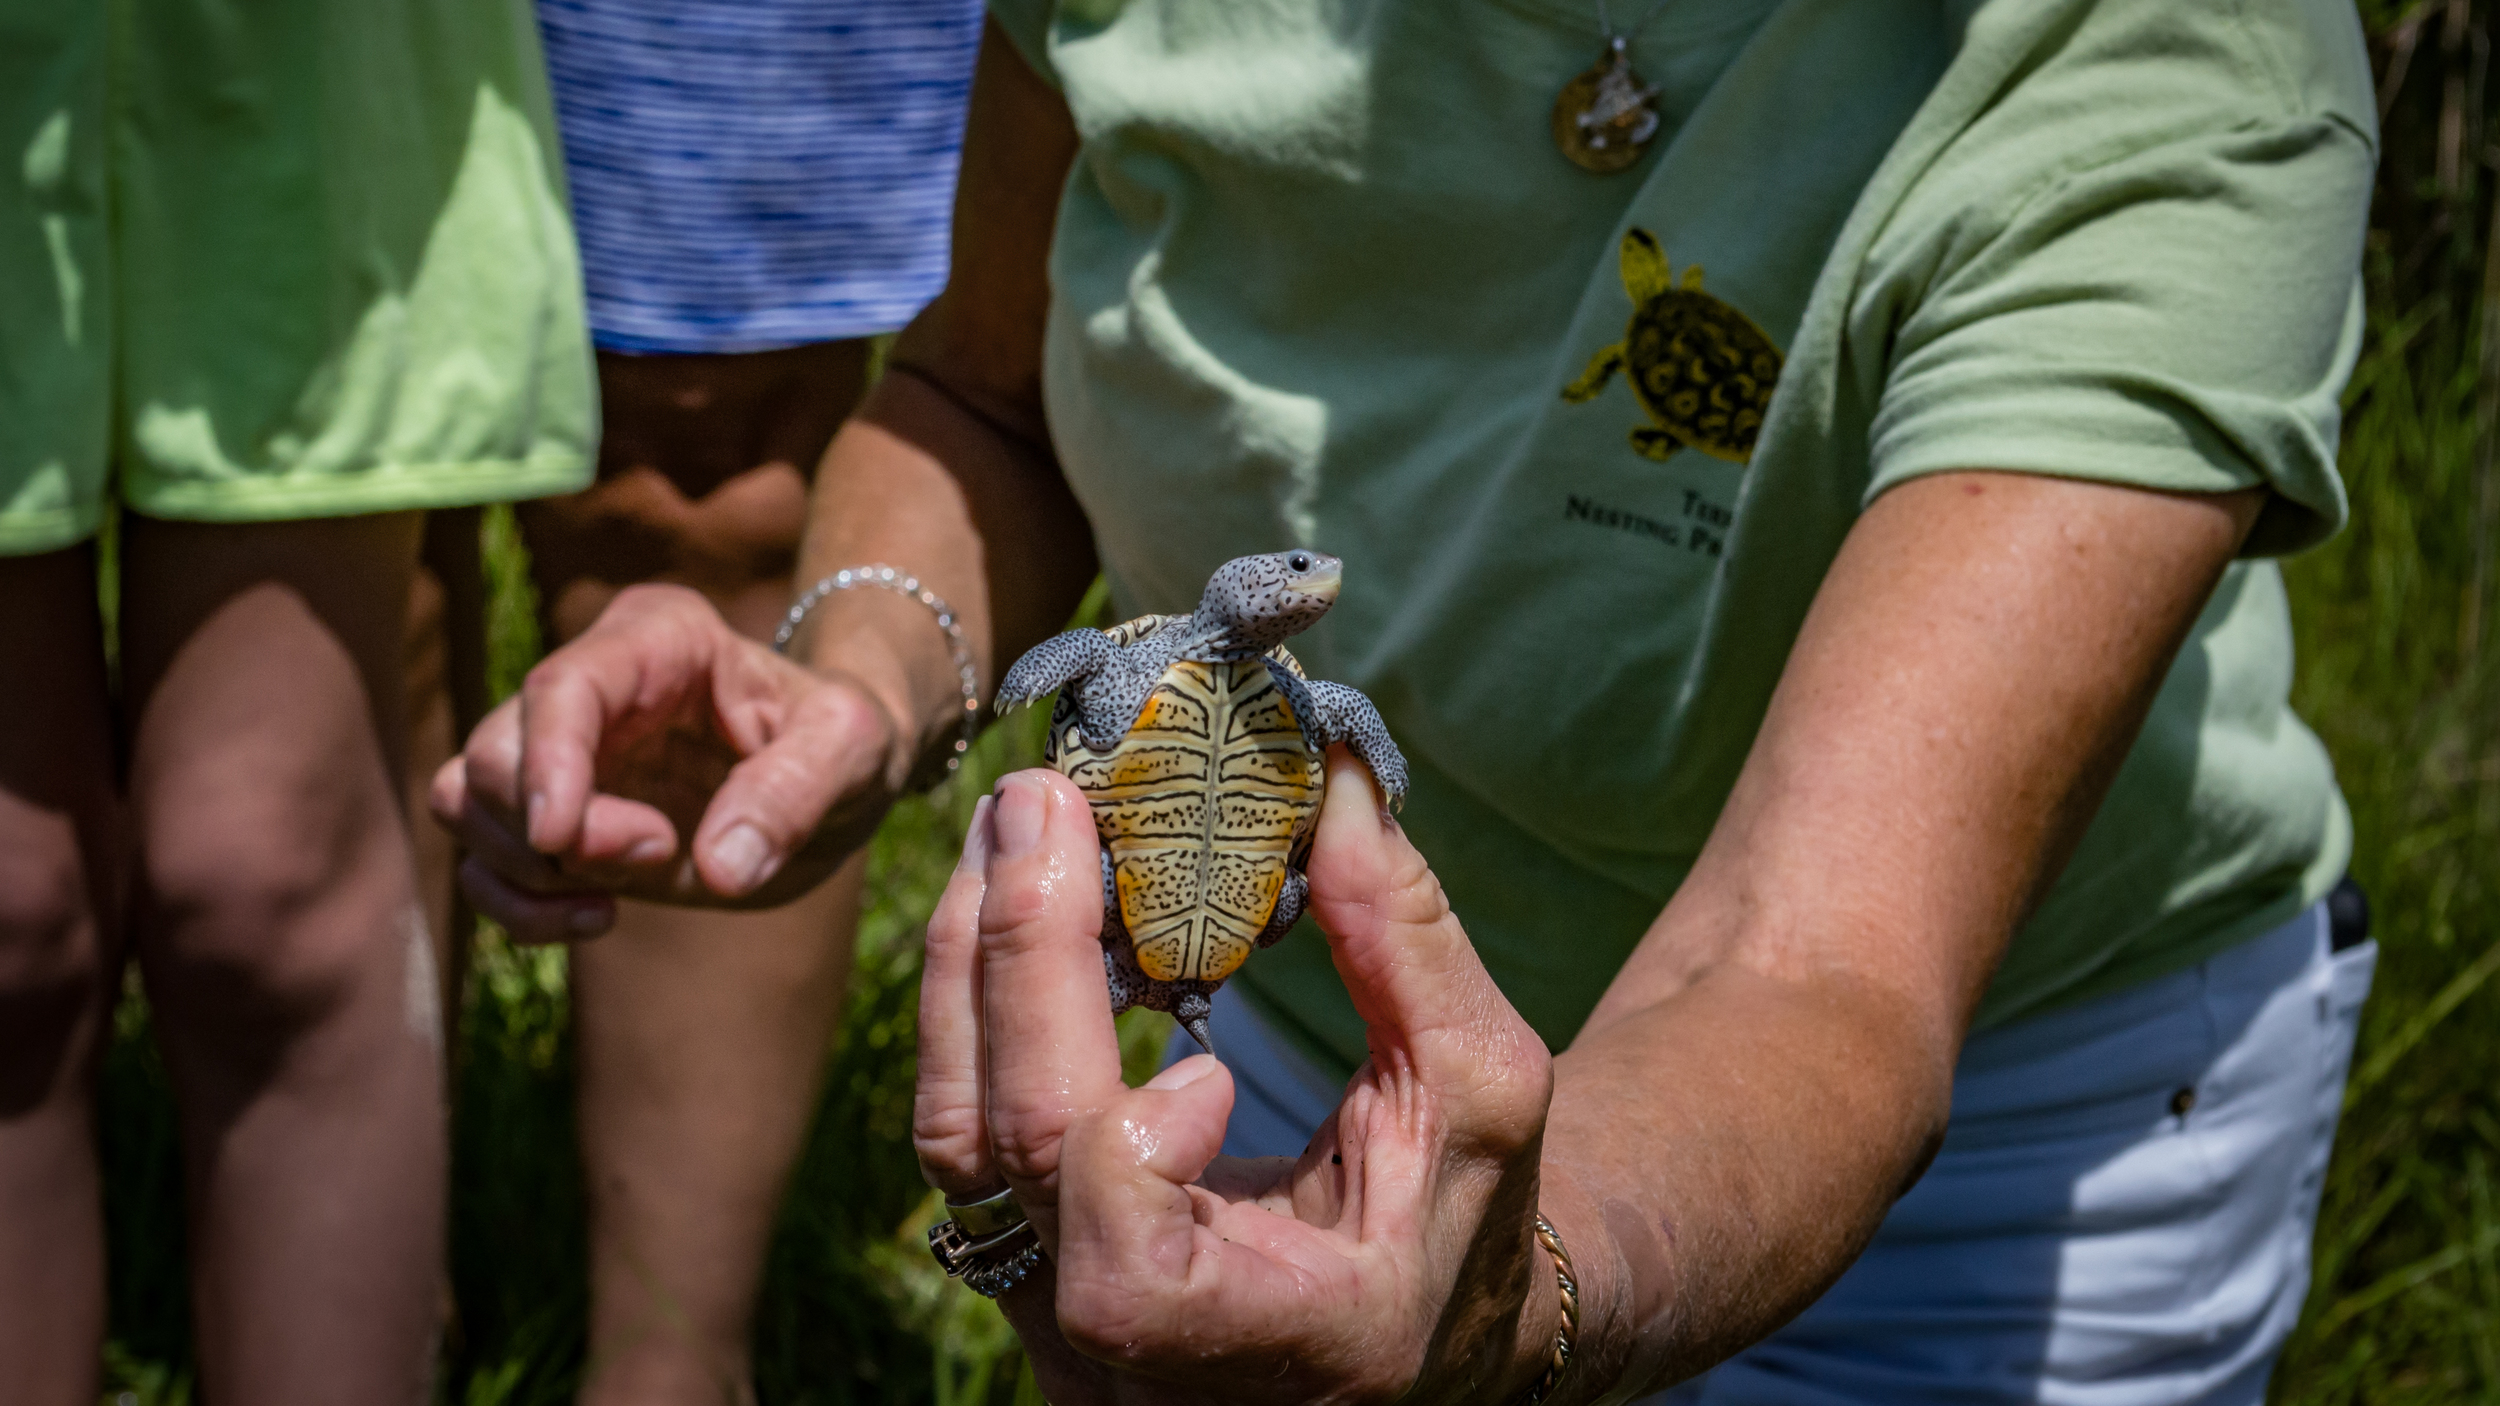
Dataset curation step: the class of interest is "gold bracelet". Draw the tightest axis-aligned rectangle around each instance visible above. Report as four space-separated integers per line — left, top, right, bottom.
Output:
1515 1211 1581 1405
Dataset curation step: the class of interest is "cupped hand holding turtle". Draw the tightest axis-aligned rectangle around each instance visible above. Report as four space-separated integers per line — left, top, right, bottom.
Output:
427 582 907 941
913 751 1564 1405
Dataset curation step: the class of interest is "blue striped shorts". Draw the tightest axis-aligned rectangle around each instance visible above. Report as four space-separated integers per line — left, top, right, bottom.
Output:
537 0 984 352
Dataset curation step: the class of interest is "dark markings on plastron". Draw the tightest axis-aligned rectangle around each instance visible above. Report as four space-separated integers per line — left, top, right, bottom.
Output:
1096 791 1209 844
1068 740 1207 793
1056 647 1325 984
1037 598 1375 999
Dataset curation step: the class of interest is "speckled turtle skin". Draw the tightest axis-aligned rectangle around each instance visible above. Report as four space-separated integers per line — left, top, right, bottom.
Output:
994 552 1409 1052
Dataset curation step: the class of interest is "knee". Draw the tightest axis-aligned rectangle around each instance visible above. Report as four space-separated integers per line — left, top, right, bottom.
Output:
0 821 104 975
139 771 403 1032
0 823 111 1106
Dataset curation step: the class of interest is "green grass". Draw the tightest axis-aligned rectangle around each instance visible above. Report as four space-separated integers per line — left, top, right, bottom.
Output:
2269 312 2500 1401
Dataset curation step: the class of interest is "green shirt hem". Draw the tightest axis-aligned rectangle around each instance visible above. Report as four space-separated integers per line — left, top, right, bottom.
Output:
121 452 593 524
1976 792 2354 1031
0 502 107 557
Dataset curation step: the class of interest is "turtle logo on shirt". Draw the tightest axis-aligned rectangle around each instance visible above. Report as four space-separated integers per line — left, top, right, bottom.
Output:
1563 229 1784 464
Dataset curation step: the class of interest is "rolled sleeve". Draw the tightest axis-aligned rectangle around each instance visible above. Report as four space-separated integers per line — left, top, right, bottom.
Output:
1867 118 2372 557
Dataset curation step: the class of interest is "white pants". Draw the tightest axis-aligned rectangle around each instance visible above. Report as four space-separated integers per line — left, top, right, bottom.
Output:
1172 903 2373 1405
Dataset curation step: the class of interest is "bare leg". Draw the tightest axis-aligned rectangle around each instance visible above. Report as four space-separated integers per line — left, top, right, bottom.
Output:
522 340 873 1405
572 861 865 1404
0 547 120 1406
406 509 490 1040
119 512 444 1406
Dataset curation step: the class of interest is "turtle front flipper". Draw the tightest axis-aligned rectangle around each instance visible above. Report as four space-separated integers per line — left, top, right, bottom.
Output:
996 628 1113 711
1562 342 1627 404
1295 677 1410 809
1072 663 1166 753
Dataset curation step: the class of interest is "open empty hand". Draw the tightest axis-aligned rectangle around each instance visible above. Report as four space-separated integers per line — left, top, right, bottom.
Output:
428 583 901 940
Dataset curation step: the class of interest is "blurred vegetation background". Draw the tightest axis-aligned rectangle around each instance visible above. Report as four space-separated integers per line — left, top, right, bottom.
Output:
93 3 2500 1402
2275 2 2500 1400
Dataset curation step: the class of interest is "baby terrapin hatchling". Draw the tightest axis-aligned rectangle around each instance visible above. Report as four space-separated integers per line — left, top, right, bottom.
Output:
994 551 1409 1053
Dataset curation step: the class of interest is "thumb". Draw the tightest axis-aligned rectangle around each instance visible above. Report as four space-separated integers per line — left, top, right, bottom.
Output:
690 676 893 897
1304 747 1549 1132
1059 1054 1237 1286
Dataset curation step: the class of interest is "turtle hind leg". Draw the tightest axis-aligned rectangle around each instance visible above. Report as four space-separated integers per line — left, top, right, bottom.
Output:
1257 870 1307 949
1102 946 1146 1017
1099 845 1122 937
1630 427 1682 462
1099 848 1146 1015
1561 343 1627 404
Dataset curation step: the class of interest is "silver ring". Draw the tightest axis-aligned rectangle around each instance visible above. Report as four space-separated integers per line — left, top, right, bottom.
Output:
961 1236 1048 1299
928 1213 1040 1280
945 1187 1028 1240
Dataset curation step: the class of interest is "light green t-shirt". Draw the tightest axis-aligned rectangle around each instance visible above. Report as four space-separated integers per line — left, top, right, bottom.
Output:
991 0 2373 1075
0 0 594 554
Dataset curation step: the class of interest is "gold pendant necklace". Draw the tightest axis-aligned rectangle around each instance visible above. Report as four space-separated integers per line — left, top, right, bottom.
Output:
1552 4 1666 173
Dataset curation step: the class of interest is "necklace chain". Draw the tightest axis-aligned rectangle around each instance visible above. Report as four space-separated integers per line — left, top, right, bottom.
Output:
1558 0 1670 172
1593 0 1673 44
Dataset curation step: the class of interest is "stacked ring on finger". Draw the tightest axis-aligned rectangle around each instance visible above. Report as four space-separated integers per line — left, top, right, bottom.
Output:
927 1188 1044 1298
960 1237 1046 1298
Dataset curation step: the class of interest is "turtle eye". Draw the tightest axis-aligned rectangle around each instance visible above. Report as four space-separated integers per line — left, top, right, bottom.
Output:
1287 552 1311 572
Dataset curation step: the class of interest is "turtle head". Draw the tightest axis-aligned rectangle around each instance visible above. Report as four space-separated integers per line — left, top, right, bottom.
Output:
1197 550 1341 655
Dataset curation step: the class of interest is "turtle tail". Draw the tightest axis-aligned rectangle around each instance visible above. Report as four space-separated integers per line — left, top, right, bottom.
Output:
1174 990 1216 1056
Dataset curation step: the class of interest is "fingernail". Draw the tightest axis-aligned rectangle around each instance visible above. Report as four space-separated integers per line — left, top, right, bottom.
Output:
710 823 777 892
992 775 1045 858
956 795 994 872
1145 1054 1219 1091
526 792 548 846
569 906 612 937
626 835 674 866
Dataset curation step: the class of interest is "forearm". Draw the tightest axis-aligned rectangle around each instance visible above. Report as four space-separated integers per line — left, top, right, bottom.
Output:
781 16 1090 786
1522 472 2265 1399
788 366 1096 786
1535 960 1951 1398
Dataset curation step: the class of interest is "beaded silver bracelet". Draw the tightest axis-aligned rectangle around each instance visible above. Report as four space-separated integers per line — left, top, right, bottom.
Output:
772 565 981 780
